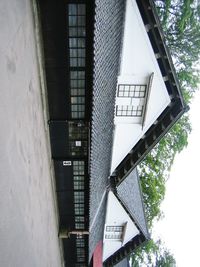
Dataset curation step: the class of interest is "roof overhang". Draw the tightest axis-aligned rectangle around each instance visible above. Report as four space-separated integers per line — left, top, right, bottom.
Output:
111 0 187 186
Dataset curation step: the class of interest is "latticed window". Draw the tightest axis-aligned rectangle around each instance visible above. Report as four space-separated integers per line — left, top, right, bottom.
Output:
77 257 85 263
71 96 85 105
75 216 85 223
116 105 143 117
73 161 85 175
69 140 88 156
105 225 125 240
106 226 123 232
70 71 85 96
68 123 88 156
69 140 87 156
71 105 85 119
68 4 86 25
74 192 84 203
77 247 85 262
74 203 84 211
74 204 84 215
74 180 84 190
68 121 88 139
73 163 85 215
69 42 85 67
118 84 146 98
75 223 85 229
76 237 85 247
68 4 86 119
105 233 123 239
74 175 84 181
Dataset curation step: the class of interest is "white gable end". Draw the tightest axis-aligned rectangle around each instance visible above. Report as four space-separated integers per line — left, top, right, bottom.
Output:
111 0 171 173
103 192 139 261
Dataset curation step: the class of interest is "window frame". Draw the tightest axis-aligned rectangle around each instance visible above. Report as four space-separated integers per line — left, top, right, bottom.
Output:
116 105 144 117
67 3 87 120
106 226 123 232
117 84 146 98
105 233 123 240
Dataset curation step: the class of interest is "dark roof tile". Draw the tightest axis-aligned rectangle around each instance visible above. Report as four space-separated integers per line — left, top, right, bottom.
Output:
89 0 125 260
117 169 149 238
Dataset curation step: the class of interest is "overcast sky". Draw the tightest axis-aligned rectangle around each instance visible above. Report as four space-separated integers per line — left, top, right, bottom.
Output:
153 90 200 266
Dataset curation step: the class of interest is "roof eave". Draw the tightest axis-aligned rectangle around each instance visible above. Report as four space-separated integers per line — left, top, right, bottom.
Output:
137 0 186 108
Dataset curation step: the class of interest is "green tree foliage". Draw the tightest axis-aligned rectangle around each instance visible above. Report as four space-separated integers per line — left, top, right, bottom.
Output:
131 239 176 267
139 114 191 228
155 0 200 99
140 0 200 231
132 1 200 266
155 250 176 267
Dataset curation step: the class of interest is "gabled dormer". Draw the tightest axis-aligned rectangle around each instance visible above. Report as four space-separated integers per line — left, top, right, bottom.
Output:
103 169 149 266
115 73 154 125
110 0 186 185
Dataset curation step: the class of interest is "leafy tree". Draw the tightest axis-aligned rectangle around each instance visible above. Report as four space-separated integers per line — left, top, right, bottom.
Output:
155 0 200 98
131 239 176 267
131 1 200 266
156 250 176 267
140 0 200 232
139 114 191 228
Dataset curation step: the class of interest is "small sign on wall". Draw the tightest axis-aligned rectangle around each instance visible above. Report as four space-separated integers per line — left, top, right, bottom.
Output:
63 161 72 166
75 141 82 147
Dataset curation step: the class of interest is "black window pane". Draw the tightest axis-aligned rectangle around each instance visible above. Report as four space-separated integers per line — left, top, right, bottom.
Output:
77 27 86 37
69 16 77 26
71 97 85 104
78 71 85 79
69 27 77 37
78 49 85 57
77 4 86 15
70 58 78 67
77 80 84 88
77 38 85 48
69 38 77 48
68 4 77 15
78 89 85 95
71 105 78 111
78 16 85 26
71 89 76 95
70 71 77 79
78 58 85 67
71 80 78 88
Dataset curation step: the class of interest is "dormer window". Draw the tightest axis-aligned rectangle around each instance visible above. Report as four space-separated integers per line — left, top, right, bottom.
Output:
116 84 146 119
115 73 154 127
104 224 127 241
105 233 122 240
105 226 123 240
106 226 123 232
118 84 146 98
116 105 143 117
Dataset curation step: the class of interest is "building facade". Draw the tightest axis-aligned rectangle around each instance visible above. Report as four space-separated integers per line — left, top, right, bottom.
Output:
38 0 186 266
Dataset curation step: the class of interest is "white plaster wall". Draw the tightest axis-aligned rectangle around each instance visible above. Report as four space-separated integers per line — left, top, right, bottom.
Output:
103 192 139 261
111 0 171 173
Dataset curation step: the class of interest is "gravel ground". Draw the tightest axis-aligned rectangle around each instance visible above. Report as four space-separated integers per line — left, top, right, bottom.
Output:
0 1 62 266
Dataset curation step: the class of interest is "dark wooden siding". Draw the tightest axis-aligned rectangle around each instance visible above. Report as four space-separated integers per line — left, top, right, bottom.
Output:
38 0 94 266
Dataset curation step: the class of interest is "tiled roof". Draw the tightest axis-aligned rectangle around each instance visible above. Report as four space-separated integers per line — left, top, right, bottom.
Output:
89 0 125 260
89 194 107 262
117 168 149 238
112 0 187 186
